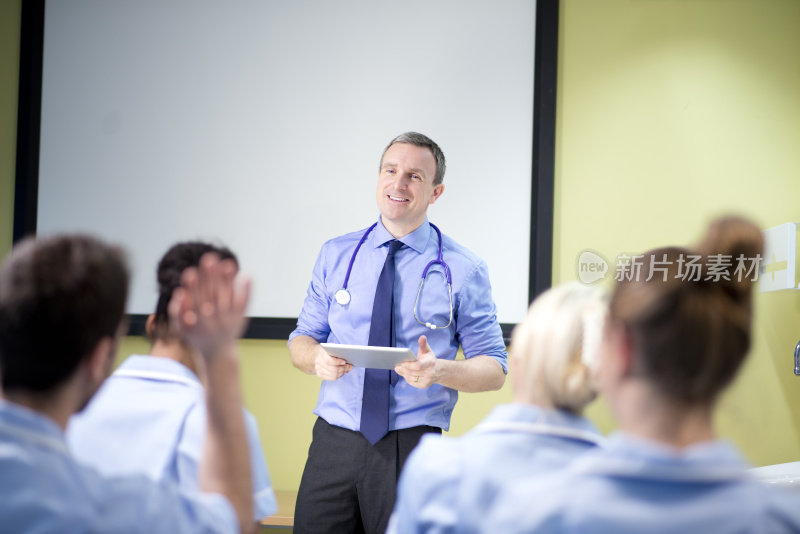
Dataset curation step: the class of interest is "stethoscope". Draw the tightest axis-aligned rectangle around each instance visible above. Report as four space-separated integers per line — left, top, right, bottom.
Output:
334 222 453 330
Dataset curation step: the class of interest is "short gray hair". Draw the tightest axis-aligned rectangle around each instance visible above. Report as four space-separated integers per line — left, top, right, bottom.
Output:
380 132 446 186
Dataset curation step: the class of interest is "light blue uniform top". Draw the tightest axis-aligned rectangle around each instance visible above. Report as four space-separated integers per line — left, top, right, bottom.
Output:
387 403 602 534
0 400 237 533
486 432 800 533
289 218 508 432
67 355 277 520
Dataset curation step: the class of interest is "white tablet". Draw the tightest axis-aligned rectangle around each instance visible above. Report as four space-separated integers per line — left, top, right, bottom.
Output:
320 343 416 370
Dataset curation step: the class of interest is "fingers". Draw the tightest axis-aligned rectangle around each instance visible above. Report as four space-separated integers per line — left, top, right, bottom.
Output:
169 286 182 322
397 358 432 374
169 252 250 359
315 349 353 381
393 364 413 382
395 336 437 388
395 337 430 374
208 256 232 316
196 254 239 319
418 334 430 354
232 273 251 319
169 283 197 331
198 254 216 316
395 363 433 389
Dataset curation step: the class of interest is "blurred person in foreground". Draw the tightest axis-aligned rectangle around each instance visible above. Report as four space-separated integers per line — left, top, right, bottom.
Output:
487 216 800 533
68 241 277 527
0 234 253 533
388 282 607 533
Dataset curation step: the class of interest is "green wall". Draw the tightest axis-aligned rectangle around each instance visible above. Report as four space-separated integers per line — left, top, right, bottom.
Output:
3 0 800 499
556 0 800 465
0 0 20 255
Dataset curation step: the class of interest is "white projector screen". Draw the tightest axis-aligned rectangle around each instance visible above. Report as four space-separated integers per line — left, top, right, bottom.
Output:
34 1 536 326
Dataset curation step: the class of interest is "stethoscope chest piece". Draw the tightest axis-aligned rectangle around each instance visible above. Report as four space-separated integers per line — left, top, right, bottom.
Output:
335 289 351 306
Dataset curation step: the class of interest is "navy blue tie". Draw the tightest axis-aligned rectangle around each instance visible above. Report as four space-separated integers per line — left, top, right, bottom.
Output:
360 239 403 445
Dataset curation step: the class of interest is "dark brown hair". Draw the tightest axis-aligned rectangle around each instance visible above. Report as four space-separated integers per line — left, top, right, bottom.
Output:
0 235 129 392
151 241 237 341
609 216 763 405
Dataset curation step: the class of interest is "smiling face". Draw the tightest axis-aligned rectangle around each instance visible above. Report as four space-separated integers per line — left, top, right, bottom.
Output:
376 142 445 237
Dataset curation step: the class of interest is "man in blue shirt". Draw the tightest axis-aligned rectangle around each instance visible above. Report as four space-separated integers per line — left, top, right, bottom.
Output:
0 234 253 533
289 132 508 534
67 242 277 526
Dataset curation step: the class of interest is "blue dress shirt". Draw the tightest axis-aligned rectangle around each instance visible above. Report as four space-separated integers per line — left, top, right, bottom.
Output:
289 218 508 432
486 432 800 533
387 403 602 534
0 400 237 533
66 355 277 520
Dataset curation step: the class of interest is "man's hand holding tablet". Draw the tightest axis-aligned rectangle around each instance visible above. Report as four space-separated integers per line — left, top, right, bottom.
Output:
320 343 416 370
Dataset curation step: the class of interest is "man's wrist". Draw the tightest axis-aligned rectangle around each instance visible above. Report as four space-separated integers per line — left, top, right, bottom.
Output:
432 358 444 384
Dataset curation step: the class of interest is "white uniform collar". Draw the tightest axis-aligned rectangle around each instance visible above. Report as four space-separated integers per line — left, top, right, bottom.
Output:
473 403 604 446
111 355 203 390
574 432 750 482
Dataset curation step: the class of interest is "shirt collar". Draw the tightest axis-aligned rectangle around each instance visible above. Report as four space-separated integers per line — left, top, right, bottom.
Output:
372 217 432 255
0 399 69 455
486 403 598 430
576 431 750 482
113 354 202 387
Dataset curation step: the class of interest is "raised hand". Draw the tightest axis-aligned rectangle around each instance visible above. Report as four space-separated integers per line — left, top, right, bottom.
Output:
168 252 250 360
